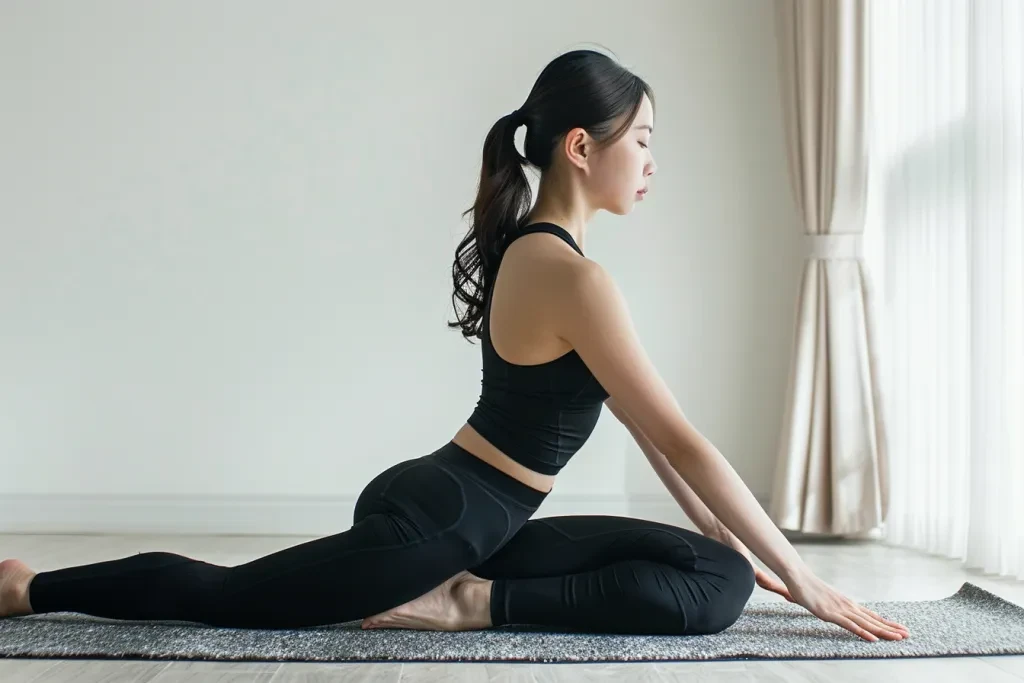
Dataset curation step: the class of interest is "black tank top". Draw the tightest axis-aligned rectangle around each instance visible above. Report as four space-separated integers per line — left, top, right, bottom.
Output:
465 222 609 475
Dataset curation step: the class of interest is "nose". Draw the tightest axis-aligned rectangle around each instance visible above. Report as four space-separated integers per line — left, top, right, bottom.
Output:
645 158 657 177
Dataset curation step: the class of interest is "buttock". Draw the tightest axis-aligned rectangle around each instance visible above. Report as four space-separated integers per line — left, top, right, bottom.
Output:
352 442 550 565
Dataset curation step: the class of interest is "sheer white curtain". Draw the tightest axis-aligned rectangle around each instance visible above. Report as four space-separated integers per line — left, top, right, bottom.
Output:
866 0 1024 580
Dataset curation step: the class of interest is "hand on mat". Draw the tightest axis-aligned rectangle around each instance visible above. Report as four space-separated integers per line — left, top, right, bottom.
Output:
706 526 794 602
785 569 910 643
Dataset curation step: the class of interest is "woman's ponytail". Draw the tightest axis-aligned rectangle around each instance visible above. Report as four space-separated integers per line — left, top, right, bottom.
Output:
448 49 654 342
448 109 533 341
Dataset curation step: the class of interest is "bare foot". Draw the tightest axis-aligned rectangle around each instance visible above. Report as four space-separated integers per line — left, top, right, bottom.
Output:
361 570 492 631
0 559 36 618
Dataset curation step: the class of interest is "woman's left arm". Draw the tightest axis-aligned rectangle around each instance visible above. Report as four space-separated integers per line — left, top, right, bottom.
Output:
604 397 794 601
604 397 724 536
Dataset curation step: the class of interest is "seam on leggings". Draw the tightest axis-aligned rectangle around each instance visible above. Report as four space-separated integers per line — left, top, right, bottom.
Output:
425 458 532 559
460 478 515 553
534 519 694 544
427 458 540 560
376 460 470 536
533 520 698 567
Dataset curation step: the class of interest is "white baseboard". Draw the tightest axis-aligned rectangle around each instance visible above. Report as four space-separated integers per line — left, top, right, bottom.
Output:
0 492 882 540
0 492 726 536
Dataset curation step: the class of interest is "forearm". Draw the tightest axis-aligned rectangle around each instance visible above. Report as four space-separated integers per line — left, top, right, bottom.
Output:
668 432 810 583
628 424 723 536
610 397 805 580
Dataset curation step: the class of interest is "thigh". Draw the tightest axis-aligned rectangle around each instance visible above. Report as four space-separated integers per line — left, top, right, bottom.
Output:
471 514 741 579
216 457 486 628
217 511 476 628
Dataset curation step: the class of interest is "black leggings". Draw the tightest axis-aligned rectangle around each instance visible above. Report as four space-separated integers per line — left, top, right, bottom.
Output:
27 441 755 635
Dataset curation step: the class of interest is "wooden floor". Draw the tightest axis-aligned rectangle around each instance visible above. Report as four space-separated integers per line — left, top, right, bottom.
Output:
1 533 1023 682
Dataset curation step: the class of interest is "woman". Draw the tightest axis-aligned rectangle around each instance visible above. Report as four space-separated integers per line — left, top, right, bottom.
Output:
0 49 908 642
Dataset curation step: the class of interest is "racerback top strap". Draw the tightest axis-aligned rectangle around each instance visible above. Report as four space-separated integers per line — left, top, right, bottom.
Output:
506 222 584 257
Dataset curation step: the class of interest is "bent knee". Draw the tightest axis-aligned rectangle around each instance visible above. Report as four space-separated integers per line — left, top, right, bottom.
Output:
634 555 755 635
727 546 756 599
691 549 755 634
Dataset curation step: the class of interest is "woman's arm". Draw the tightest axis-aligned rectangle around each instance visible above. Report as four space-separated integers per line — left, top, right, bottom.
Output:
554 263 909 643
605 395 796 602
604 397 724 537
557 263 808 585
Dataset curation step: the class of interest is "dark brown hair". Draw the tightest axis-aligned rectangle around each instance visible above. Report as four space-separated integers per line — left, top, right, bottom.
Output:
449 49 654 341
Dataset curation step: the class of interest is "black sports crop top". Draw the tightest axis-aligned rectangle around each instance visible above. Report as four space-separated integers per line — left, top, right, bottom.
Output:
465 222 609 475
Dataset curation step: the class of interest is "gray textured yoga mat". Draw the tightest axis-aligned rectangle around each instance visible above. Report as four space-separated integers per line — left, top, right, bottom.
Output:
0 583 1021 663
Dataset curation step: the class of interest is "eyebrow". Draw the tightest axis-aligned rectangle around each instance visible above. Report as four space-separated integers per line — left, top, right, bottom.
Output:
634 125 653 133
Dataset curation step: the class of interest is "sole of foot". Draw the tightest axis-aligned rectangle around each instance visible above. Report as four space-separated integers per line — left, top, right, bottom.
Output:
0 559 35 618
361 570 491 632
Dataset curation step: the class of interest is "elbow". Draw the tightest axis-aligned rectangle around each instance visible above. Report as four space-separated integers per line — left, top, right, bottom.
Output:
651 415 692 455
656 426 706 469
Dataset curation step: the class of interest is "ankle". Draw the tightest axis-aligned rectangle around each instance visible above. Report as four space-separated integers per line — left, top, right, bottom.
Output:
472 578 493 628
21 573 37 615
453 575 493 629
11 574 36 616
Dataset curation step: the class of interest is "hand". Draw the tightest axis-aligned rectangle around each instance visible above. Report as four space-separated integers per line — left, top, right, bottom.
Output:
704 525 794 602
784 568 910 643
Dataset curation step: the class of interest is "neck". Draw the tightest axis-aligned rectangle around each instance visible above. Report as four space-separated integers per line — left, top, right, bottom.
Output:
524 172 595 252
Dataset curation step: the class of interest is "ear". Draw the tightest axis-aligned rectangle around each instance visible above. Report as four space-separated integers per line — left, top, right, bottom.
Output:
563 127 591 173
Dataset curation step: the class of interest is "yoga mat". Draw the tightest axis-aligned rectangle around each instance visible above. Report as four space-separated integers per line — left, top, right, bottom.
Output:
0 582 1021 663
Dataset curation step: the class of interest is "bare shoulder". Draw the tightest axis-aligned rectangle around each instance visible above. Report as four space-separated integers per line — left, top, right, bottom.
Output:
551 261 700 460
495 233 592 324
488 233 589 363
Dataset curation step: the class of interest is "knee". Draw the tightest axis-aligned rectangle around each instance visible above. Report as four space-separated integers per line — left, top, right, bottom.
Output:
728 547 756 600
690 548 755 635
634 553 753 636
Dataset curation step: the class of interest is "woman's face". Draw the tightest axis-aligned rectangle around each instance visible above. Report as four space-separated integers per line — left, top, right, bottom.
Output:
584 94 657 215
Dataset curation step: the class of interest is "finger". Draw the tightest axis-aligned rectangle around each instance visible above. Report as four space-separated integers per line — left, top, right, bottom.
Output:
833 614 880 642
859 606 909 634
848 611 905 640
755 572 789 594
852 604 908 637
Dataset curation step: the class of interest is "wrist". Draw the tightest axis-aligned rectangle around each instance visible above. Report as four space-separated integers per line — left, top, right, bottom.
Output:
697 518 727 538
778 560 813 585
702 521 739 549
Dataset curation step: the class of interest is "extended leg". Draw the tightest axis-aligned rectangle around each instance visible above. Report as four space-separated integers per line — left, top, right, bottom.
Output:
27 511 475 629
25 455 482 629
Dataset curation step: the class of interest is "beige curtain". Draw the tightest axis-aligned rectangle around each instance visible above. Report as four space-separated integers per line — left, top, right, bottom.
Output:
768 0 888 536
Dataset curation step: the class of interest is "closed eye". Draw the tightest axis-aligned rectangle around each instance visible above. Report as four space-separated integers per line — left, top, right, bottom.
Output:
638 142 648 149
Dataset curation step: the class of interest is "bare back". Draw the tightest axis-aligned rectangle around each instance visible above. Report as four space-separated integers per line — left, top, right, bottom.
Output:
452 229 597 493
486 232 587 367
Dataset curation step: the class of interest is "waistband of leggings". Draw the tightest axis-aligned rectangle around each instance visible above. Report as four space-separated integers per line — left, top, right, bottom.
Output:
430 441 550 510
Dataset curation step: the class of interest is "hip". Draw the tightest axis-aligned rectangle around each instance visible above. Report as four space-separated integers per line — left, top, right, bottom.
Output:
353 440 551 563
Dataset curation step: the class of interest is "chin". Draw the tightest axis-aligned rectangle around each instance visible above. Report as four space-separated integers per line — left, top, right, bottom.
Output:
608 201 634 216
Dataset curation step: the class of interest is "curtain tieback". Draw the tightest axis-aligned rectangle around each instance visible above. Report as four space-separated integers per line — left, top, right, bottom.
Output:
804 233 864 260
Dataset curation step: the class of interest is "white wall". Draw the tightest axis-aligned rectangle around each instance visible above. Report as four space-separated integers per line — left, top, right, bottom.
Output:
0 0 802 535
